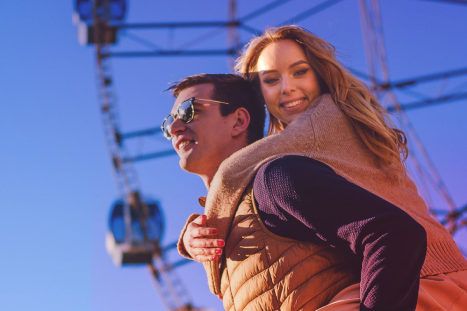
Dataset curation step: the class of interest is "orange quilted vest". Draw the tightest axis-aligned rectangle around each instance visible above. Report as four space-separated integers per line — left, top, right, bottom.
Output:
219 187 358 311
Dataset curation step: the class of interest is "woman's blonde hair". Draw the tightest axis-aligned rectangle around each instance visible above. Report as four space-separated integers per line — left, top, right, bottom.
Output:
235 25 408 172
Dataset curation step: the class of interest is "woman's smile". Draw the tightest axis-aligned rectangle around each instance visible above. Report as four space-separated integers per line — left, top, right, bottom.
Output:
280 97 307 109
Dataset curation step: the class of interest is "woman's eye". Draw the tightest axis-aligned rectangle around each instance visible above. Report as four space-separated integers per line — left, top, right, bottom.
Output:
294 68 309 76
263 78 279 85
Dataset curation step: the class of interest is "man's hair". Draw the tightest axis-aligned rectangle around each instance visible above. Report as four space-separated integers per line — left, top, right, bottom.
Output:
167 74 266 144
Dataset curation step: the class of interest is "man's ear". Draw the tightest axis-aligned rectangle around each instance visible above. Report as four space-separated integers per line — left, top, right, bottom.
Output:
231 107 250 138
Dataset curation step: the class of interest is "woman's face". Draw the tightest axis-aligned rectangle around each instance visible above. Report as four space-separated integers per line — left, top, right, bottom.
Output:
256 39 322 125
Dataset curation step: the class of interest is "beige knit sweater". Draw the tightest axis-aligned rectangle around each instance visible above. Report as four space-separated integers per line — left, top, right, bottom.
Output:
179 93 467 295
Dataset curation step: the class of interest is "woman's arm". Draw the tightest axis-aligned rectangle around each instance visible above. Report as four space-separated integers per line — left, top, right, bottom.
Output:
253 155 427 311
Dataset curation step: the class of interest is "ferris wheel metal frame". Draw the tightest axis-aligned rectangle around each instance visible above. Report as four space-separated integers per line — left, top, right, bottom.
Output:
76 0 467 309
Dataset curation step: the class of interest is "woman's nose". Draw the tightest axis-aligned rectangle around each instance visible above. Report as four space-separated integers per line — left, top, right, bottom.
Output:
281 77 295 94
168 118 186 137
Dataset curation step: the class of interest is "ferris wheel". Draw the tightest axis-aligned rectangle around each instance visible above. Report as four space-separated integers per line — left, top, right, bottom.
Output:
73 0 467 310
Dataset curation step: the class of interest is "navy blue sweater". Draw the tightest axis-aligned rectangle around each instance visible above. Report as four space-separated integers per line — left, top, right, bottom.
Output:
253 156 427 311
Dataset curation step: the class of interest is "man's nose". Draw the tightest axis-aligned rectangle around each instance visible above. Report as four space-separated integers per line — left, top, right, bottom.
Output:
168 117 186 138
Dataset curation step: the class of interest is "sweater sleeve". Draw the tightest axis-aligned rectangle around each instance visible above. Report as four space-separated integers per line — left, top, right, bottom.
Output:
253 155 427 311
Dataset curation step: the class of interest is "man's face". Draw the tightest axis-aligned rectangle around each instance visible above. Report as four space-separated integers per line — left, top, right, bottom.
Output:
169 83 235 177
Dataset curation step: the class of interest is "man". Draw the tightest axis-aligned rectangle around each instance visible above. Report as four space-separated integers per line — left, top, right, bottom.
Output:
164 74 265 190
164 74 427 311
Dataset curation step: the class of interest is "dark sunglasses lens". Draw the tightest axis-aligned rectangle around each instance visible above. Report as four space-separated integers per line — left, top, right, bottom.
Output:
162 115 175 138
178 100 193 123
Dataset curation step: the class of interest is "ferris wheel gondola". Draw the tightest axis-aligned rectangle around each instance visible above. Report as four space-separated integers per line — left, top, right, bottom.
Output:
73 0 126 45
106 196 164 266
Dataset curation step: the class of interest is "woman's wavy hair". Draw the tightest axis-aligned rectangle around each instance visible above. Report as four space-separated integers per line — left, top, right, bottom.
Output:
235 25 408 172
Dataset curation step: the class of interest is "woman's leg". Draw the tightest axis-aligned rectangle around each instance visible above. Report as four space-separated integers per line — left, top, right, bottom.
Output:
316 270 467 311
417 270 467 311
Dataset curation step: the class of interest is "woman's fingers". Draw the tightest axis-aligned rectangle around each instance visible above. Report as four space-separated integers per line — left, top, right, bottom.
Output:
188 215 218 237
189 238 224 249
190 227 218 238
190 243 224 262
192 246 222 257
183 215 225 261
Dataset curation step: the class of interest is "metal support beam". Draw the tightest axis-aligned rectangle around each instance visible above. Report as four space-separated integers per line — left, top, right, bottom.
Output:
421 0 467 6
106 49 236 58
170 259 191 270
379 67 467 90
116 21 241 29
278 0 345 26
348 68 381 84
387 91 467 111
240 0 291 22
161 241 178 252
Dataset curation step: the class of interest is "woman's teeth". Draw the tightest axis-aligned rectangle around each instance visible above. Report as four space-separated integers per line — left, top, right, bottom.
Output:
179 141 191 149
282 98 304 108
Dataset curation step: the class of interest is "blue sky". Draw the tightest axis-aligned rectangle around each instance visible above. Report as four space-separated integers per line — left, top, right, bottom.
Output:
0 1 466 311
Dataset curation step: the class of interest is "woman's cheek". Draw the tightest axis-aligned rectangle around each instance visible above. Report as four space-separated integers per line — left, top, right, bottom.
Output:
265 101 284 123
265 101 274 114
261 85 278 111
264 94 277 114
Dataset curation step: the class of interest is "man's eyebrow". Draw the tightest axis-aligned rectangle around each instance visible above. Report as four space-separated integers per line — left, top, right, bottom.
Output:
260 60 309 76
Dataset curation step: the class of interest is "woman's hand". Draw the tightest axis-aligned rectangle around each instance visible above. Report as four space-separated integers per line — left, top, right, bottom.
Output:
182 215 225 262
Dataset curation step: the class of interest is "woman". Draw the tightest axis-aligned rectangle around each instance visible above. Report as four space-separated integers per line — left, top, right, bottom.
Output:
232 25 467 310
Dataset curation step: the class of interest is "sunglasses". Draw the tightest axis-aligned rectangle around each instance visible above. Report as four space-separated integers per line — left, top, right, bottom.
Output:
161 97 229 139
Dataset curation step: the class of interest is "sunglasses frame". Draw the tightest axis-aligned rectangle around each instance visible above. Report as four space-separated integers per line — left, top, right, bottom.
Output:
161 97 229 139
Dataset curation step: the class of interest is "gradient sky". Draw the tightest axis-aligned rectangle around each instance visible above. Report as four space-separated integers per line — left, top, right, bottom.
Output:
1 1 466 311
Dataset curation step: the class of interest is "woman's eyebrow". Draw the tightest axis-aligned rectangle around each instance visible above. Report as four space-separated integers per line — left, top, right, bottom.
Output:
289 60 308 68
260 69 277 76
